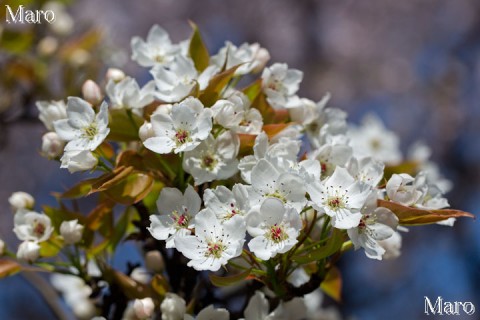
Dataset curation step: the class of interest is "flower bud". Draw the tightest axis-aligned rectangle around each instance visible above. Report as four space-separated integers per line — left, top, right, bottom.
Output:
250 43 270 73
134 297 155 319
0 239 5 256
160 293 186 320
145 250 165 273
8 191 35 211
60 150 98 173
41 132 65 159
139 122 155 142
60 220 84 245
36 100 67 131
82 80 103 105
106 68 126 82
131 267 150 284
37 36 58 56
17 241 40 263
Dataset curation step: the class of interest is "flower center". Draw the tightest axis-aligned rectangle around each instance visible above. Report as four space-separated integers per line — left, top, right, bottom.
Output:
327 196 344 210
32 220 46 238
82 123 98 140
267 224 288 243
201 154 217 170
175 129 191 145
265 191 287 203
224 203 241 220
205 241 225 259
171 209 189 229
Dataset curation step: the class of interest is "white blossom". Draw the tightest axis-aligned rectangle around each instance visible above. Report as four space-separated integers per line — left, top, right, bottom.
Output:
386 173 423 206
174 209 246 271
131 25 181 67
36 100 67 131
60 219 84 245
203 184 250 222
183 131 239 185
378 230 403 260
262 63 303 109
184 305 229 320
105 68 126 82
211 41 270 75
247 198 302 260
308 141 352 178
151 56 219 103
81 79 102 105
160 293 186 320
50 273 96 319
13 210 53 243
347 156 385 187
143 97 212 154
60 150 98 173
106 77 155 110
348 114 402 164
8 191 35 211
17 241 40 263
41 132 65 159
211 92 263 134
134 297 155 319
139 121 155 142
54 97 110 152
307 167 371 229
148 185 201 248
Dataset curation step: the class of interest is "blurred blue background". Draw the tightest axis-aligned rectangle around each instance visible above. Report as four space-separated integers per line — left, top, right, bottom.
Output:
1 0 479 319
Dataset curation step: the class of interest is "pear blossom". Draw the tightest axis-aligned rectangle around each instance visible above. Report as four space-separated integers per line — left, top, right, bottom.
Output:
53 97 110 152
50 273 97 319
378 230 403 260
238 132 301 184
106 68 126 82
183 131 239 185
174 209 246 271
60 219 84 245
412 172 450 210
308 141 352 177
184 305 229 320
262 63 303 109
243 291 270 320
247 198 302 260
247 159 307 211
160 293 186 320
17 241 40 263
41 132 65 159
347 193 398 260
203 184 250 222
133 297 155 319
60 150 98 173
348 114 402 164
307 167 371 229
386 173 423 206
8 191 35 211
0 239 5 256
148 185 201 248
210 41 270 75
242 290 307 320
143 97 212 154
13 211 53 243
347 156 385 187
106 77 155 110
151 56 219 103
289 94 347 147
131 24 181 67
139 121 155 142
36 100 67 131
211 92 263 134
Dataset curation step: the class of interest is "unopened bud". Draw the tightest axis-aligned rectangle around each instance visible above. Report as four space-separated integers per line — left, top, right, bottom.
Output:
82 80 103 105
145 250 165 273
60 220 84 245
131 267 150 284
134 297 155 319
17 241 40 263
139 122 155 142
8 192 35 211
106 68 126 82
41 132 65 159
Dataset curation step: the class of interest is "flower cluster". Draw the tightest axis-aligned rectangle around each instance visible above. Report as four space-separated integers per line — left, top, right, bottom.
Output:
0 23 473 320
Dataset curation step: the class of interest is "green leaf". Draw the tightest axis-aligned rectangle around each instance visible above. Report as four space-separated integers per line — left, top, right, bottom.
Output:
383 161 419 182
86 202 114 231
378 200 475 226
109 206 139 251
198 65 240 106
103 172 154 205
0 260 22 279
0 29 34 54
242 79 262 101
320 267 342 302
39 236 63 257
188 21 210 72
292 229 344 265
108 109 143 141
209 268 252 287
